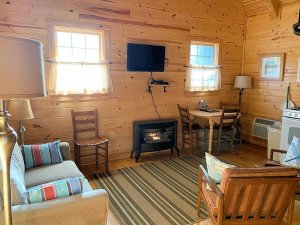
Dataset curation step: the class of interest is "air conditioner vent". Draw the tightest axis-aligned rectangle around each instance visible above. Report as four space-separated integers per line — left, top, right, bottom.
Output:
255 118 276 126
252 117 280 139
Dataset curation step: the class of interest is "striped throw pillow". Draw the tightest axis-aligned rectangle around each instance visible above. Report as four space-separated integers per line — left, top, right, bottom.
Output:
21 141 63 170
24 177 84 204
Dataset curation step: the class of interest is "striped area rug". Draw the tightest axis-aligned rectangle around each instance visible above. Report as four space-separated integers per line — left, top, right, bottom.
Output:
90 155 208 225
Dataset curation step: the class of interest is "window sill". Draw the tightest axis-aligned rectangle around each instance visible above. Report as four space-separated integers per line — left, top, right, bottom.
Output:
184 89 222 97
47 92 113 102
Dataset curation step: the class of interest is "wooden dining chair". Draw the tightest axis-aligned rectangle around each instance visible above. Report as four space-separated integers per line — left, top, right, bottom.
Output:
177 104 205 152
216 104 240 154
71 109 109 172
197 166 299 225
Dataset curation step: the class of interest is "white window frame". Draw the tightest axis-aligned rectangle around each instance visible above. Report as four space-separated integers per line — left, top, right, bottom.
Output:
48 24 113 95
185 38 221 92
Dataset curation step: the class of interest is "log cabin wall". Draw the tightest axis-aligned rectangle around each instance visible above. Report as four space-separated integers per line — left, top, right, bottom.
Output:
241 1 300 146
0 0 245 160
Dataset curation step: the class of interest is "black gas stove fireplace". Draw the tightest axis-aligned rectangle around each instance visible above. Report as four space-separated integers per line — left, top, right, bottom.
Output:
131 119 179 162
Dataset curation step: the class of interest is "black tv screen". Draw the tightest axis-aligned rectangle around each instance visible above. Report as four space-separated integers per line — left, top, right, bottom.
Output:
127 43 165 72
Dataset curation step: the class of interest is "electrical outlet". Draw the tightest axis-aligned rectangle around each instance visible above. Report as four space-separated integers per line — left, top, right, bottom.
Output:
109 131 116 140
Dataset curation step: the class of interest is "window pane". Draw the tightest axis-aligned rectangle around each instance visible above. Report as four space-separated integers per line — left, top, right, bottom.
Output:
198 46 206 57
190 45 198 56
205 46 213 57
86 34 99 49
190 56 197 65
205 56 213 65
57 32 72 47
72 48 86 61
57 47 72 61
190 43 216 66
72 33 85 48
197 57 205 65
86 49 99 63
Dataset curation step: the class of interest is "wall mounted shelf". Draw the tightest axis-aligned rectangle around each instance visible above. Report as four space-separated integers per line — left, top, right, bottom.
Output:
147 84 171 93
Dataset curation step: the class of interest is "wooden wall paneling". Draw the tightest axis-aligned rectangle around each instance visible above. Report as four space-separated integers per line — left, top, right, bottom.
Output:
242 2 300 146
1 0 245 160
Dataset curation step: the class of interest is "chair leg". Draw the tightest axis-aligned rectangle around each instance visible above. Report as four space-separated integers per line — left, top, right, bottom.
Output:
182 130 185 150
77 146 81 170
217 127 222 154
190 133 194 152
238 126 242 145
287 198 295 225
197 191 202 217
96 146 99 169
231 127 236 150
105 141 108 173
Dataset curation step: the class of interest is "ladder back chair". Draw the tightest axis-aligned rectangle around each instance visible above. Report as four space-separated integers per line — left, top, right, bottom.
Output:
71 109 108 172
197 166 299 225
217 104 240 154
177 104 204 152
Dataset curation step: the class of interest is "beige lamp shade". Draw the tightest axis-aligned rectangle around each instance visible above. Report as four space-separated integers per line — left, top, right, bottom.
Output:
0 35 46 99
234 76 252 89
7 99 34 120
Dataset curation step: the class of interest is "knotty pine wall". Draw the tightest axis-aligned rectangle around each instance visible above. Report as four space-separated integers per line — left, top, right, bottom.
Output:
1 0 245 160
242 2 300 146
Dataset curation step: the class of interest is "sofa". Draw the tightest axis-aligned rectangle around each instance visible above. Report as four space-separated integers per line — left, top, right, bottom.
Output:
0 142 109 225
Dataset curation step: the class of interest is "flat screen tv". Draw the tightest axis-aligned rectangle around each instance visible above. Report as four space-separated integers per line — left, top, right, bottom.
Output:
127 43 165 72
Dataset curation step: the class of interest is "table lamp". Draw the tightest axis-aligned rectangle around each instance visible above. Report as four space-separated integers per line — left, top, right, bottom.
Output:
0 35 46 225
234 75 252 111
7 100 34 146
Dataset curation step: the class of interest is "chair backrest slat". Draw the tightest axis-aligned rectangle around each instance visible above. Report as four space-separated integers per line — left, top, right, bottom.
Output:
265 185 281 219
71 109 99 140
254 184 272 219
242 185 258 220
231 185 246 220
277 184 296 219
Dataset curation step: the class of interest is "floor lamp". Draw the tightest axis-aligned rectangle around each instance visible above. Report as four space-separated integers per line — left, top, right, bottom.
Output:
0 36 46 225
234 75 252 111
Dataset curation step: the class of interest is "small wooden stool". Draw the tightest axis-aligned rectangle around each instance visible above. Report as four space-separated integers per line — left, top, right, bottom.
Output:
71 109 109 172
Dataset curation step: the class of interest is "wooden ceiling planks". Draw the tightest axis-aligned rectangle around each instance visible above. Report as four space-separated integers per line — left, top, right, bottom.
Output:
239 0 298 17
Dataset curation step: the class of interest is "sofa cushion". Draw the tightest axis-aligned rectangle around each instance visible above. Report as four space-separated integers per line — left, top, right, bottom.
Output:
22 141 63 170
24 177 84 204
12 143 25 176
0 153 27 207
282 136 300 168
25 161 84 188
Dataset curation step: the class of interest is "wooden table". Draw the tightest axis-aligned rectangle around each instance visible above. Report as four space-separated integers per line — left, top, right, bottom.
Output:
189 109 241 154
189 109 223 154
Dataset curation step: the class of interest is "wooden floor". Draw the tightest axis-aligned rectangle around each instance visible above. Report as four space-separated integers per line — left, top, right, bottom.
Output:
84 144 300 225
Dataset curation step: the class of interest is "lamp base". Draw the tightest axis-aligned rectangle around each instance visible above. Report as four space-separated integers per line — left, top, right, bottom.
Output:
0 99 17 225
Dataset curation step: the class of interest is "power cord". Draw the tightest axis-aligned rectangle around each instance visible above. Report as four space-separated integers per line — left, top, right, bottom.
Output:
149 89 161 120
147 72 161 120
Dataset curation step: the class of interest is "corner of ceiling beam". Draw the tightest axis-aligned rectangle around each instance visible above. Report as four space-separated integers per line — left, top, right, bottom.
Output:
266 0 282 18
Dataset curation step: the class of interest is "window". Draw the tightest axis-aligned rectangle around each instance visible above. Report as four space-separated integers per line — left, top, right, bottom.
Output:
185 40 221 92
48 26 113 95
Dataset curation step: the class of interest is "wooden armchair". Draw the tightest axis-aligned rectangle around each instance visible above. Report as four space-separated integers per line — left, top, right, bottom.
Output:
197 165 299 225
